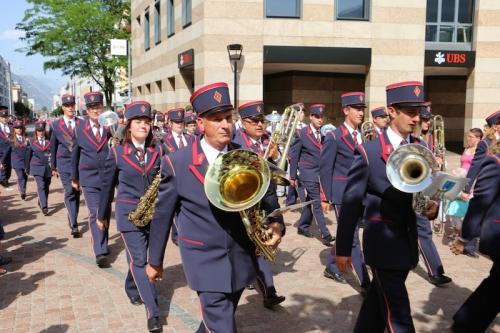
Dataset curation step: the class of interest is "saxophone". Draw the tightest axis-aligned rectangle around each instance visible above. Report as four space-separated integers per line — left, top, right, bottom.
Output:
128 171 162 227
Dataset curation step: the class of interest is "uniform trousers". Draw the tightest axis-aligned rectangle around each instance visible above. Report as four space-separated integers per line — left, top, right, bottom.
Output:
297 180 331 237
452 261 500 333
34 176 51 209
196 289 244 333
286 181 306 207
0 163 11 183
14 168 27 194
58 171 80 229
122 230 160 319
416 216 444 276
354 268 415 333
82 186 108 256
255 255 277 298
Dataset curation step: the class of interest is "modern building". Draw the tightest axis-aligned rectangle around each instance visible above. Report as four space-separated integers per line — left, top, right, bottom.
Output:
11 81 29 106
0 55 12 112
131 0 500 148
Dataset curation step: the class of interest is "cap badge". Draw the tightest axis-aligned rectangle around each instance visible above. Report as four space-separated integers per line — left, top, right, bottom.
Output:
178 111 181 117
359 95 363 102
213 91 222 103
140 105 146 112
90 95 95 102
256 105 262 112
414 86 421 97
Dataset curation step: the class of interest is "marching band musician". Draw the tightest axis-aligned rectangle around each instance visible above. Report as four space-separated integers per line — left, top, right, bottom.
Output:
164 107 194 153
184 114 198 137
27 121 54 216
71 92 111 268
449 140 500 333
10 120 30 200
370 106 389 137
233 100 286 309
96 101 163 333
147 83 283 333
335 81 439 332
50 94 82 238
413 106 453 286
320 92 370 290
285 104 307 207
289 104 335 246
0 107 12 187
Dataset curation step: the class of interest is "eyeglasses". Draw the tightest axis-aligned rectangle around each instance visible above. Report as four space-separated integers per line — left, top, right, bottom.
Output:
244 118 265 125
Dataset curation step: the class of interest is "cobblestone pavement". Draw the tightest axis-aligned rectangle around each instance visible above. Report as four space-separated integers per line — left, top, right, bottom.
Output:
0 152 499 333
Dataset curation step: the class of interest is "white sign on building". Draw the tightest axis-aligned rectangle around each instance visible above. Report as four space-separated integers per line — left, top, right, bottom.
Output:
110 39 128 56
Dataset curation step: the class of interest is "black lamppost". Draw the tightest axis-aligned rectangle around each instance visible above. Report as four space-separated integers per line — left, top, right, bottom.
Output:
227 44 243 109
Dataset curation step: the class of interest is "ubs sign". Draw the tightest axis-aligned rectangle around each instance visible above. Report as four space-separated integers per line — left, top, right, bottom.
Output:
425 50 475 67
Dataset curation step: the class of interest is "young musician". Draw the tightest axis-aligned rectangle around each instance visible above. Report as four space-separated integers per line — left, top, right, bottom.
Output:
97 101 163 333
10 121 30 200
27 122 54 216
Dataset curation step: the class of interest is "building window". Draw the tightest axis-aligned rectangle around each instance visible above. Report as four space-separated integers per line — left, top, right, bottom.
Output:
154 0 161 44
167 0 175 37
144 8 150 51
182 0 192 28
426 0 474 43
265 0 300 18
336 0 369 20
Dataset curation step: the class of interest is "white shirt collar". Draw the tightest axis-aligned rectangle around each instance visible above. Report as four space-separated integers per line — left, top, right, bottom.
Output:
248 136 262 145
375 126 383 134
63 115 75 126
309 123 320 134
200 138 228 165
343 122 362 144
386 126 411 149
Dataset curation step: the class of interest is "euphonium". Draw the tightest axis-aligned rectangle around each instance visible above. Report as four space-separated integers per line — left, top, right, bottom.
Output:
361 121 376 143
432 115 446 171
386 144 438 214
129 171 162 227
204 104 301 261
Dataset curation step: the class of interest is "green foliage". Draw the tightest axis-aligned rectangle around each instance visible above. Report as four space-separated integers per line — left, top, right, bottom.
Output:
16 0 131 106
14 101 33 118
51 106 63 117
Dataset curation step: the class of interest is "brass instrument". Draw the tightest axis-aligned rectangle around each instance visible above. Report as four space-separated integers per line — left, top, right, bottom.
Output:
205 104 302 261
265 110 282 134
361 121 376 143
432 115 446 171
98 111 124 146
386 144 438 215
320 124 336 136
128 171 162 227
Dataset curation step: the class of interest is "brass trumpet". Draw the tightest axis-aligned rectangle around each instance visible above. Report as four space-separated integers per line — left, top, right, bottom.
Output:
361 121 376 143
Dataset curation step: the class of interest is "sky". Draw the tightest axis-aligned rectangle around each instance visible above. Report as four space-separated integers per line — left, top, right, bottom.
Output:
0 0 67 86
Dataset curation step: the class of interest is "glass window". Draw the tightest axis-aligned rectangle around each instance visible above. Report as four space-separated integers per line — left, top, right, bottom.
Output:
425 0 474 43
426 0 438 22
441 0 455 22
144 9 150 50
182 0 192 27
458 0 473 23
167 0 175 37
337 0 369 20
266 0 300 18
154 1 161 44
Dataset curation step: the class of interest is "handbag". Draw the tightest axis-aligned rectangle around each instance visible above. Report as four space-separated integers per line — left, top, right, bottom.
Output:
446 199 469 218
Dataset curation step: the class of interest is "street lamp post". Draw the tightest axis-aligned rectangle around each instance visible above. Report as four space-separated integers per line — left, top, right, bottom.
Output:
226 44 243 109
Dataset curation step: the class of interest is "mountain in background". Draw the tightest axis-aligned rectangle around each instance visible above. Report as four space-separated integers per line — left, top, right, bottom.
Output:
12 73 61 110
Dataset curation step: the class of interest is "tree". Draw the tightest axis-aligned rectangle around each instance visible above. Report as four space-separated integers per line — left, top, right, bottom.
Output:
16 0 130 107
51 106 63 118
14 101 32 119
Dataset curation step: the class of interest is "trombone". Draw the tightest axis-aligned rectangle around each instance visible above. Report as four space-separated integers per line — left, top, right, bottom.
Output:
204 104 302 261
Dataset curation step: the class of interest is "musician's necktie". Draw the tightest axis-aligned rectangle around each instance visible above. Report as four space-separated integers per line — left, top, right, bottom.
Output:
68 120 73 132
136 147 145 167
178 134 184 149
352 130 359 146
401 139 408 146
94 123 101 142
316 131 321 143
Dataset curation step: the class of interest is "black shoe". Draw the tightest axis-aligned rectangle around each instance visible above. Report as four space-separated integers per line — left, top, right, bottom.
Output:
71 227 81 238
323 269 347 284
321 234 335 246
264 294 286 309
96 255 108 268
147 316 162 332
129 295 143 306
429 274 452 286
42 208 49 216
20 193 26 200
463 250 479 258
0 256 12 266
297 229 312 238
246 284 255 290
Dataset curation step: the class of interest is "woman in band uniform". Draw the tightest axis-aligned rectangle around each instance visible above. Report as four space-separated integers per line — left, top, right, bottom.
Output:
96 101 163 333
10 120 30 200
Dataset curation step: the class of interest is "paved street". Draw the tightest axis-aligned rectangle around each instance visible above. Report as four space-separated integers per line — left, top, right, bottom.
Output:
0 152 498 333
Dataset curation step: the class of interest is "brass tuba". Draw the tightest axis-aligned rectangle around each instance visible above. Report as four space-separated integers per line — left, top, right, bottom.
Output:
361 121 376 143
432 115 446 171
204 104 301 261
